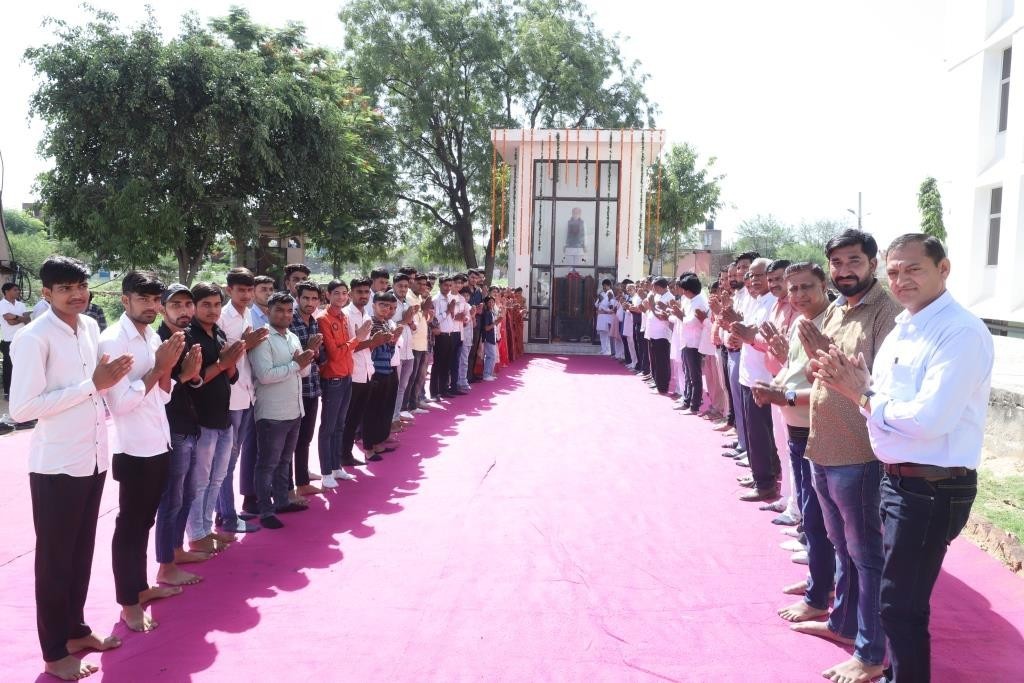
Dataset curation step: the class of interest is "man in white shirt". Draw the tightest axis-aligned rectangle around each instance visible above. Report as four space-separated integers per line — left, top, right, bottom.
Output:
678 274 708 414
454 276 473 392
341 277 391 465
595 279 616 356
645 277 674 395
32 296 51 319
813 234 993 683
721 253 758 458
10 256 133 681
405 273 430 412
1 281 30 401
391 273 417 423
729 257 781 500
620 281 637 369
98 272 186 632
217 268 269 533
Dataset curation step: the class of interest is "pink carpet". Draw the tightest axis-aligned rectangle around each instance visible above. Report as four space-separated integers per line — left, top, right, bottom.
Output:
2 354 1023 681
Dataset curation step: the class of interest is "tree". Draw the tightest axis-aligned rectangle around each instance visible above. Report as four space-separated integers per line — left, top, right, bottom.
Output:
2 209 46 235
646 143 724 273
917 176 946 242
340 0 655 280
26 8 396 284
732 214 795 258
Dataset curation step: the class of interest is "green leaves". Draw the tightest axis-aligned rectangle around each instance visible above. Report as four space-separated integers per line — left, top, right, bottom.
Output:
917 176 946 243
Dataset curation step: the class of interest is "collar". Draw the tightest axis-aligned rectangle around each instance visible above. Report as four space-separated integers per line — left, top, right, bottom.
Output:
188 319 221 340
894 289 953 327
223 302 247 320
117 312 150 341
45 309 83 337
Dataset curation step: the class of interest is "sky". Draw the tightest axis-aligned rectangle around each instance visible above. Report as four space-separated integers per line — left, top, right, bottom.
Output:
0 0 947 248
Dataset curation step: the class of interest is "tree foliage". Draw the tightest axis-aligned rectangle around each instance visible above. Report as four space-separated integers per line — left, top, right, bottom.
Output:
917 176 946 242
26 7 396 284
646 143 723 271
339 0 655 278
3 209 47 236
731 215 850 268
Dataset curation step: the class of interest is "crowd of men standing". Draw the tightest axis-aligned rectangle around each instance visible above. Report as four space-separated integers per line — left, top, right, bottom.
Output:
602 230 993 683
4 257 524 681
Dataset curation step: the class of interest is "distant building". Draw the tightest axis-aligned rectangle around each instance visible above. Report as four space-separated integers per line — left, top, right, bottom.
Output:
674 221 732 281
944 0 1023 336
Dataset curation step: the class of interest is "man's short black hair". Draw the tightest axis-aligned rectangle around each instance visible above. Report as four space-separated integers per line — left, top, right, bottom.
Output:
414 273 429 282
886 233 946 265
736 251 760 264
453 273 468 282
254 275 275 288
40 256 90 289
349 277 372 290
326 279 347 294
225 267 256 288
601 278 612 287
393 273 411 285
2 282 19 294
191 281 222 304
295 280 321 299
373 290 398 303
439 275 453 284
268 291 294 309
459 286 472 296
784 262 828 283
678 274 702 295
621 279 634 285
398 266 417 277
370 268 390 281
122 270 165 297
653 277 670 288
767 259 791 273
284 263 311 279
825 229 878 260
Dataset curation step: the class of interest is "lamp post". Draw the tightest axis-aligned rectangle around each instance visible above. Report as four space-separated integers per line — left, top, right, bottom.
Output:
847 191 863 229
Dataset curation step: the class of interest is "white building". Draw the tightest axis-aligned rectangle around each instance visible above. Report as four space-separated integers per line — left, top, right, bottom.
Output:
944 0 1024 336
495 128 665 351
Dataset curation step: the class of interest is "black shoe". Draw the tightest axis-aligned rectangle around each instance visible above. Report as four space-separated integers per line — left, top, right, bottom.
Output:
214 514 224 528
239 511 258 521
13 420 36 430
368 453 383 462
0 423 13 436
241 495 259 515
277 503 309 514
260 515 284 529
340 456 365 466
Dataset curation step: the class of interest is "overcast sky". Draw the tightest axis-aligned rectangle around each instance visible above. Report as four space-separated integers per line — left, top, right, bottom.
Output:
0 0 946 247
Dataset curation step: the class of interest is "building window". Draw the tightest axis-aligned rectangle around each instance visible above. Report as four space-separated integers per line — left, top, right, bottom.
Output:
988 187 1002 266
998 47 1011 132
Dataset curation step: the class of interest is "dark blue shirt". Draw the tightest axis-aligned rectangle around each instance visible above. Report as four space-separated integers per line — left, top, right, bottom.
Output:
289 311 321 398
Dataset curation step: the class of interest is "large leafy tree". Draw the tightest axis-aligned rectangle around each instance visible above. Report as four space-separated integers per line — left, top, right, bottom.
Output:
26 8 395 284
340 0 655 279
646 143 724 272
732 215 796 258
917 176 946 242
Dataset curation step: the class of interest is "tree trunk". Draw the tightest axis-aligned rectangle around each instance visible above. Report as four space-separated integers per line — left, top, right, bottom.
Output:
483 234 496 285
453 216 478 270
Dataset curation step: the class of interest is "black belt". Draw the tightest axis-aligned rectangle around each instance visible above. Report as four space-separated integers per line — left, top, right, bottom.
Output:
883 463 972 481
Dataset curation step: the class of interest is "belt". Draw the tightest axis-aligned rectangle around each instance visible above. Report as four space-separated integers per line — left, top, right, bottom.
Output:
883 463 972 481
321 376 350 382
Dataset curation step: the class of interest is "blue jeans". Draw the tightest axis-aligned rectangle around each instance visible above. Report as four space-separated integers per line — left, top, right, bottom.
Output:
811 461 885 666
217 407 253 526
187 426 233 542
790 433 835 610
155 433 198 564
256 418 301 518
483 342 497 377
879 469 977 682
727 350 746 450
318 377 352 475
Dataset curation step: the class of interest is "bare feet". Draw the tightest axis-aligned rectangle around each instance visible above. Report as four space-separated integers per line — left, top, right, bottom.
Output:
65 632 121 655
45 655 99 680
783 580 808 595
791 621 855 645
822 656 885 683
173 547 211 564
188 536 220 555
139 585 182 605
778 600 829 623
211 530 236 544
296 484 321 496
121 604 157 632
156 563 203 586
288 491 309 505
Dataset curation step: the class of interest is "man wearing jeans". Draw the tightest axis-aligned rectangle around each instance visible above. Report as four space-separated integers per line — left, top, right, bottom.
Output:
155 284 207 587
814 234 993 683
250 292 314 529
184 283 246 554
289 281 325 500
792 230 901 683
217 268 268 534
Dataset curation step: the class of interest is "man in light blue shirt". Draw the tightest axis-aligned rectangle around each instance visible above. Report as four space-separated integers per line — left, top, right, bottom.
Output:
249 292 315 529
812 233 993 683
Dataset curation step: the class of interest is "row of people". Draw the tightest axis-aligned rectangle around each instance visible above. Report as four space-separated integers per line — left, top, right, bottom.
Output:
8 256 524 681
605 232 992 683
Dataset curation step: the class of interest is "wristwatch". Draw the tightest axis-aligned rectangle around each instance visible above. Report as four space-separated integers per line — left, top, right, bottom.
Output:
784 389 797 407
858 389 876 409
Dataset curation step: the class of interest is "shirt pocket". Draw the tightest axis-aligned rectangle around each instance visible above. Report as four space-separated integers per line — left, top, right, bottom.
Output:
889 363 917 402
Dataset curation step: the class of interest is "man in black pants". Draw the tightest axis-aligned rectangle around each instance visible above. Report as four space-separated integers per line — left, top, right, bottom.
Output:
341 278 391 465
99 271 188 631
289 281 325 498
645 277 673 394
10 256 132 680
431 276 458 398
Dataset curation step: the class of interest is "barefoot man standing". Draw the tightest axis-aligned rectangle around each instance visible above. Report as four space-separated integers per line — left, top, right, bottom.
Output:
98 272 188 632
10 256 132 680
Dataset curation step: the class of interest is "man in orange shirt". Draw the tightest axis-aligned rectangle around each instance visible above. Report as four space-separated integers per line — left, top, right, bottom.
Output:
316 280 371 488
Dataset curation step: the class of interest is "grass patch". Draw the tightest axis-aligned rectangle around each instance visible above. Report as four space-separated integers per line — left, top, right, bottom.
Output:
976 471 1024 540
